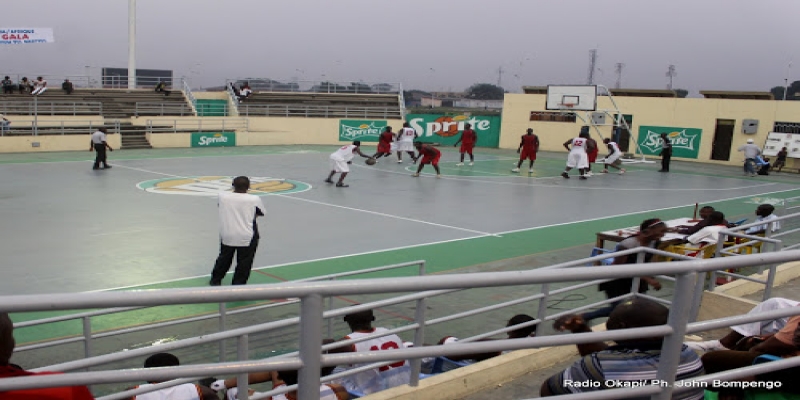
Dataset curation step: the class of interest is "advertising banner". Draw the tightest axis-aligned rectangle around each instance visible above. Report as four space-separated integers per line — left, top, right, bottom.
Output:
0 28 54 44
637 126 702 159
406 114 501 147
191 132 236 147
338 120 388 142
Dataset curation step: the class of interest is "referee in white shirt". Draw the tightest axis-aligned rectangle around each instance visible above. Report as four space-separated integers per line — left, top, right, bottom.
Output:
90 127 113 170
210 176 266 286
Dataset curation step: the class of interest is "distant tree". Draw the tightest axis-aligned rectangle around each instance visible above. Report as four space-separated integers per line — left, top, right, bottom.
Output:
771 86 786 100
674 89 689 98
346 82 373 94
465 83 505 100
371 83 396 93
769 80 800 100
317 81 348 93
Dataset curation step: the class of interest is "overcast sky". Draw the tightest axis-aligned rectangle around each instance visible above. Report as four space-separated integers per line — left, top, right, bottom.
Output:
1 0 797 95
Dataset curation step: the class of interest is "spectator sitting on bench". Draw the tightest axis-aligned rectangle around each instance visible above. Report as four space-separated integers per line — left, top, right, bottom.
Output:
223 369 349 400
1 76 13 94
0 114 9 133
436 314 538 364
128 352 219 399
62 79 74 95
155 81 171 96
745 204 780 235
31 76 47 95
18 77 31 94
756 156 771 176
237 83 252 102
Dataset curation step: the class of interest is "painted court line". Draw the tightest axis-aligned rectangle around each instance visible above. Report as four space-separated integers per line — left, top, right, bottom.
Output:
90 185 800 293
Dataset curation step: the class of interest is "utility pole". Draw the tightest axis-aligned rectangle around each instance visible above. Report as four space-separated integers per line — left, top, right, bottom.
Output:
666 64 677 90
614 63 625 89
497 66 504 87
587 49 598 85
128 0 137 90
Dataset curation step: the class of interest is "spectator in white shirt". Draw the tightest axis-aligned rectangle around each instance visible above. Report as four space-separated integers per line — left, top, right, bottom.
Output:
746 204 781 235
209 176 265 286
30 76 47 95
0 114 9 133
686 211 728 245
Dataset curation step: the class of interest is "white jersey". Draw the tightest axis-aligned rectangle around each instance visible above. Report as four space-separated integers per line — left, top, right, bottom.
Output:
134 383 201 400
397 127 416 142
226 384 339 400
569 137 588 153
608 141 621 155
339 328 410 395
331 144 357 162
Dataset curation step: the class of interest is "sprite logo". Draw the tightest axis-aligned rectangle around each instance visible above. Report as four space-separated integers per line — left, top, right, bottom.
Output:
338 120 388 142
639 129 699 153
191 132 236 147
199 133 228 145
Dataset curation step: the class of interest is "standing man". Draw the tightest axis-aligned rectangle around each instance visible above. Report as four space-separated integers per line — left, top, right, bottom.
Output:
562 132 589 180
412 142 442 177
454 123 477 166
90 127 113 170
31 76 47 96
601 138 625 174
209 176 265 286
395 122 418 163
512 128 539 173
325 141 371 187
737 138 762 177
658 132 672 172
773 147 788 172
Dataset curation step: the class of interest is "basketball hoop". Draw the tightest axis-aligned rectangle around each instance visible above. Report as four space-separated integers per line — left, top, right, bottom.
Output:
560 103 576 110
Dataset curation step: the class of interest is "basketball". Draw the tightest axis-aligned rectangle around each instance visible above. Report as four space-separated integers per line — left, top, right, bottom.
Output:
365 158 376 165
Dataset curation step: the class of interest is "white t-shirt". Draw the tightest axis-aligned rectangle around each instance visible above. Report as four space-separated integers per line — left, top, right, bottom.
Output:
331 144 357 162
91 130 107 144
34 79 47 89
686 224 727 245
134 383 201 400
608 141 621 155
338 328 410 395
218 191 265 247
746 214 781 234
569 137 588 153
397 127 416 142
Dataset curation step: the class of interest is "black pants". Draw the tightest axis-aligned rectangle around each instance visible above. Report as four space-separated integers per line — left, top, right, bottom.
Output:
661 149 672 171
210 237 259 285
93 144 108 168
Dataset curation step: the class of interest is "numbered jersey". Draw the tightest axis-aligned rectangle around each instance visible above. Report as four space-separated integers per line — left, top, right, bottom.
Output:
569 137 588 153
398 127 416 142
331 144 357 162
342 328 410 395
607 141 621 155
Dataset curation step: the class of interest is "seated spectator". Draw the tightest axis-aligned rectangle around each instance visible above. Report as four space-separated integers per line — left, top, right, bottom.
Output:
684 211 728 246
1 76 13 94
237 84 252 102
127 352 218 399
223 370 349 400
31 76 47 95
18 77 31 94
155 81 171 96
0 312 95 399
62 79 74 95
756 156 771 176
328 308 410 396
540 298 704 399
688 297 799 353
0 114 9 133
435 314 537 364
674 206 730 235
745 204 781 235
701 308 800 398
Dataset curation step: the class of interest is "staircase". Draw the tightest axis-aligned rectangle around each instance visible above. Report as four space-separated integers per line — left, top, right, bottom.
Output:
114 121 152 149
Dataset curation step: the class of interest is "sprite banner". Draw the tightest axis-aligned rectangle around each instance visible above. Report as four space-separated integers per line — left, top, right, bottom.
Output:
407 114 501 148
191 132 236 147
637 126 702 159
339 120 388 142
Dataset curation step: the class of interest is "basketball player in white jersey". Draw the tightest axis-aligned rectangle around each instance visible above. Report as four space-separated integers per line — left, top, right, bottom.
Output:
325 140 371 187
395 122 418 163
562 132 590 180
132 353 218 400
329 308 410 396
601 138 626 174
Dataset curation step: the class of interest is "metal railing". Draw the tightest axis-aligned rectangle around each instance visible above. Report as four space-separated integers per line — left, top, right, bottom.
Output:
133 102 195 117
0 101 103 116
0 120 119 136
238 103 402 119
1 74 91 89
227 79 401 94
182 79 197 114
0 251 799 400
144 118 248 134
100 75 174 89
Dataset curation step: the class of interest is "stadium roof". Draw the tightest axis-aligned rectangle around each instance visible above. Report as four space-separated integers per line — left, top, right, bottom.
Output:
699 91 774 100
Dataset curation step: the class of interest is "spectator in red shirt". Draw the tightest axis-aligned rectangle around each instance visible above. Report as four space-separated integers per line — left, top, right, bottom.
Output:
454 123 477 166
0 312 95 399
412 142 441 178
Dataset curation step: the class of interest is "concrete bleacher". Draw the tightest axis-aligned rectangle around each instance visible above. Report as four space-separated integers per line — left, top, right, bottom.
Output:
0 88 194 119
237 91 403 119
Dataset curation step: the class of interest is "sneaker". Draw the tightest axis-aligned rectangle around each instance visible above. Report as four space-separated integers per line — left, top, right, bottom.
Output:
456 163 464 166
335 182 349 187
436 174 441 178
412 173 420 177
469 162 474 166
585 171 593 177
324 179 334 184
528 168 534 173
561 172 570 179
511 168 520 173
397 160 403 164
619 168 626 175
685 340 724 353
579 175 588 180
601 170 609 174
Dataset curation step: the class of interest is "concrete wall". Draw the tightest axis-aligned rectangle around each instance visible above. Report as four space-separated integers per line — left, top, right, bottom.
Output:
0 133 120 152
500 93 800 167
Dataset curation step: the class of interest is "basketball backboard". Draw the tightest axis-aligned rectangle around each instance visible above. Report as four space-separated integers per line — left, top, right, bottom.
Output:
546 85 597 111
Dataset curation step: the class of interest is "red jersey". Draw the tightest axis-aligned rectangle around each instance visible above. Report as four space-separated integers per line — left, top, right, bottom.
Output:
420 145 441 157
0 365 95 399
521 134 538 150
379 131 394 144
461 129 477 145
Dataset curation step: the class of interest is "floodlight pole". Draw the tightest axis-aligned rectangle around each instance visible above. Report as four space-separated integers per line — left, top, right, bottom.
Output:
128 0 137 90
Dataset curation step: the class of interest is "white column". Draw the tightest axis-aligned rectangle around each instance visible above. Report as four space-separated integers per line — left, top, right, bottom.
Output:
128 0 137 89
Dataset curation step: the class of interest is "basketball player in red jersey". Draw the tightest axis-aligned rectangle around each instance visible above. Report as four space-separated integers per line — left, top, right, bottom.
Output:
371 126 395 163
412 142 442 178
512 128 540 173
454 123 477 166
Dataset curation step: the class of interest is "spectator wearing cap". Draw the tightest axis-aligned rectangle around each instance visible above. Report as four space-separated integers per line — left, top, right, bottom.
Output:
738 138 762 177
